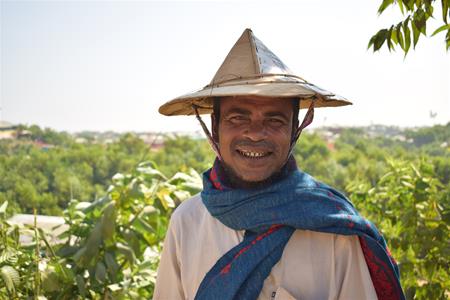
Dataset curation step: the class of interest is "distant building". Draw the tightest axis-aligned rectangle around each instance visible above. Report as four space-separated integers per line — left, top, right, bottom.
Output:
0 121 18 139
0 120 17 130
138 133 165 150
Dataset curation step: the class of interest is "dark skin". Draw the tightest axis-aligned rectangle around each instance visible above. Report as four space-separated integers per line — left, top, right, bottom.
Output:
212 96 296 189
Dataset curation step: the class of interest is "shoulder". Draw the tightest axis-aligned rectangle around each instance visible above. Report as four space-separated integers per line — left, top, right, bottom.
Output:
168 193 213 233
171 193 205 222
168 192 243 242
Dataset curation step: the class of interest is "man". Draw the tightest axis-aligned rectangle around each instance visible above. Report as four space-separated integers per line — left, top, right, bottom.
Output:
154 29 404 300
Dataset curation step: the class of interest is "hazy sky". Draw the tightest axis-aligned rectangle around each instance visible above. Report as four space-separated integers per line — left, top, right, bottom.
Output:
1 0 449 133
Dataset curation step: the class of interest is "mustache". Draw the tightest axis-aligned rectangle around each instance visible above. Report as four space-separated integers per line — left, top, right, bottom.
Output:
232 139 276 151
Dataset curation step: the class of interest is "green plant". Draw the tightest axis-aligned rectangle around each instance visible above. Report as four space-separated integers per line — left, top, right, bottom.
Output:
40 161 202 299
348 159 450 299
0 201 37 299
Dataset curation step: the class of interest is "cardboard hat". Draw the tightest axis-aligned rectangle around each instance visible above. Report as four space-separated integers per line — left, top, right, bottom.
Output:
159 28 352 116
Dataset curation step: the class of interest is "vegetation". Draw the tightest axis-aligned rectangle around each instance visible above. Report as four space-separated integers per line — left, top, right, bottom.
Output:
369 0 450 54
0 123 449 299
0 162 202 299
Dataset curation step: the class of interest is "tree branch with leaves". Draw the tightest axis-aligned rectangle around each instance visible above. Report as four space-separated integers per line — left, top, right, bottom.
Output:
369 0 450 55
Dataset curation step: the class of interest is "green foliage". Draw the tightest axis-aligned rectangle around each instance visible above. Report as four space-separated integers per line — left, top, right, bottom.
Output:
2 123 449 298
39 162 201 299
369 0 450 54
0 162 202 299
0 201 36 298
0 127 211 216
348 159 449 299
149 136 214 177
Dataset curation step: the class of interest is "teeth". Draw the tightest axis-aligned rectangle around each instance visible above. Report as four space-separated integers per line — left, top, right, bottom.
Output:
238 150 268 158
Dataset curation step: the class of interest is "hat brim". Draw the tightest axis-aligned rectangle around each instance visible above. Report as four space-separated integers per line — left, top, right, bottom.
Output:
159 80 352 116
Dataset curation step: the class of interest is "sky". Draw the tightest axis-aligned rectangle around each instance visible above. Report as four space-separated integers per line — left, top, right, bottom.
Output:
1 0 449 133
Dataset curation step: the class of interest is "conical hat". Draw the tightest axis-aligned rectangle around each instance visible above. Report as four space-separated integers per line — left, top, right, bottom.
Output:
159 28 351 116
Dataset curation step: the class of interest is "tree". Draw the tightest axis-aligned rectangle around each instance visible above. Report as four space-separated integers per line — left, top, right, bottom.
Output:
369 0 450 54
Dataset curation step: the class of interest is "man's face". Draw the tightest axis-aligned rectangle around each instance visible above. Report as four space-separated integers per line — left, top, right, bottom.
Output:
216 96 294 183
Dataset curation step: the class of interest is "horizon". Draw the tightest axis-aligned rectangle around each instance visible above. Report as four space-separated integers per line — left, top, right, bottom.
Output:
5 121 448 136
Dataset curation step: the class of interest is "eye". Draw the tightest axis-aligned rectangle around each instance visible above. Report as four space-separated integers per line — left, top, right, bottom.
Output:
267 118 285 126
227 115 249 124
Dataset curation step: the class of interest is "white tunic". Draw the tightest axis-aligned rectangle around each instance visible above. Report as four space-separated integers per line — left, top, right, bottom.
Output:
154 194 377 300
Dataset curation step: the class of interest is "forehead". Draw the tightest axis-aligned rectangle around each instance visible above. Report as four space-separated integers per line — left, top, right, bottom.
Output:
220 96 294 116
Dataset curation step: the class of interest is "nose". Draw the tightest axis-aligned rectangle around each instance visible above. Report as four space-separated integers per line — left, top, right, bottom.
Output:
243 120 267 141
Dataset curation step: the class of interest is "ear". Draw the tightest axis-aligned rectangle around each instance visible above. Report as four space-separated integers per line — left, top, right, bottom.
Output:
211 113 219 143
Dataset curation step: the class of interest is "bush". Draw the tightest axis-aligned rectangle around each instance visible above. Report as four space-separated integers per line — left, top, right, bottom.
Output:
348 159 450 299
0 162 202 299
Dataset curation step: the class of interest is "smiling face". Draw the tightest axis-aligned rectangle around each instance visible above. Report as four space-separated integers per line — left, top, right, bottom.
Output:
215 96 294 184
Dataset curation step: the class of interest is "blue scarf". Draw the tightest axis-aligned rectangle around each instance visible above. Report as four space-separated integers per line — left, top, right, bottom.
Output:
195 160 405 300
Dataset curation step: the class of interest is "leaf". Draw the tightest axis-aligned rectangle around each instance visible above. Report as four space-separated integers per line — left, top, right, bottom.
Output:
446 30 450 50
0 201 8 214
410 163 422 178
75 201 91 210
122 229 141 256
403 0 414 11
401 180 414 188
387 26 395 51
413 8 427 35
83 222 102 263
116 242 136 265
41 266 61 293
108 283 122 292
391 26 399 44
443 0 449 23
403 21 412 55
95 261 107 283
136 164 167 181
57 244 80 257
431 24 450 36
398 0 405 14
425 3 434 17
378 0 394 14
397 25 405 50
112 173 125 185
104 252 119 279
136 259 153 272
101 202 116 243
76 274 87 297
157 190 175 210
132 216 156 235
0 247 18 265
412 21 421 48
142 205 157 215
368 35 376 50
73 247 88 267
167 171 201 187
0 265 19 296
173 190 191 202
137 161 158 170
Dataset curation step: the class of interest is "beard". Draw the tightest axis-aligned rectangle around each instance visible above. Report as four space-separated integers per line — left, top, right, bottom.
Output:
218 156 296 190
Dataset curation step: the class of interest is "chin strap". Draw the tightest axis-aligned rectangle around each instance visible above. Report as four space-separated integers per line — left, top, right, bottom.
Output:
193 104 223 161
288 99 315 157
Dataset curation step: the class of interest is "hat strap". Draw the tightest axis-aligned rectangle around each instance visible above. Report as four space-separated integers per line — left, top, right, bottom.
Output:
288 99 315 156
192 104 223 161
